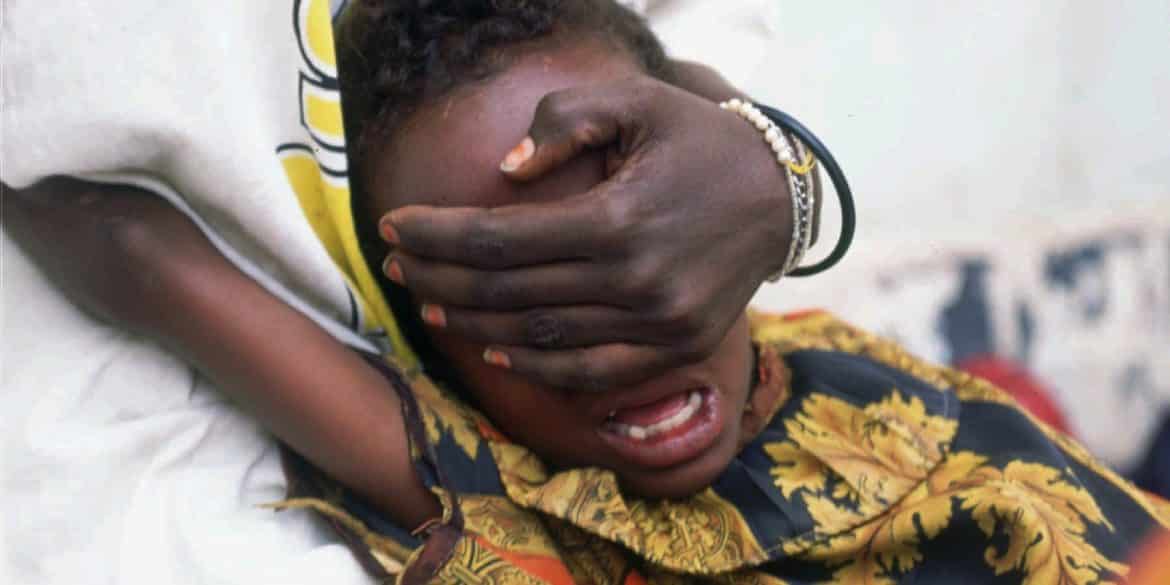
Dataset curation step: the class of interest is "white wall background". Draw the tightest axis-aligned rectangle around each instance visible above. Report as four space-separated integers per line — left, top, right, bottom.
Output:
651 0 1168 260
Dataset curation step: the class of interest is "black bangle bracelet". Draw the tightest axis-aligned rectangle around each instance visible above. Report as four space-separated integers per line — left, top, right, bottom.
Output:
755 103 856 277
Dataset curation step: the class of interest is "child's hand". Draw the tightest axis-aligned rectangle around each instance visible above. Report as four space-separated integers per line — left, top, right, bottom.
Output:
380 74 795 391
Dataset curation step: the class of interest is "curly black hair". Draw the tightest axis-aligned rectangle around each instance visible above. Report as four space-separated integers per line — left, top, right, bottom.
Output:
336 0 670 166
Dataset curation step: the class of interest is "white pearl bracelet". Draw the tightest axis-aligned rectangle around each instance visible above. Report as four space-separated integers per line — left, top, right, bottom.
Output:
719 98 816 281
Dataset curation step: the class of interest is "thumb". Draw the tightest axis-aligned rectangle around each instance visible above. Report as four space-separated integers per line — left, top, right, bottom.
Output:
499 87 627 182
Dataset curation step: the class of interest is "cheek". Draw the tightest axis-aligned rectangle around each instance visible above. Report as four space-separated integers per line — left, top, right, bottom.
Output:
425 331 600 467
712 316 755 402
426 332 558 423
427 332 510 392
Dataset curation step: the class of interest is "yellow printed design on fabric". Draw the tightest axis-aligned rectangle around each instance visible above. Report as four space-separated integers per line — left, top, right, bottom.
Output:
751 312 1138 585
765 396 1125 585
490 443 769 575
278 0 417 366
765 390 958 521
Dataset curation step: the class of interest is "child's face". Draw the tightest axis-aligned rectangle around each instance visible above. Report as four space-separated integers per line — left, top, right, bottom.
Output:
366 41 755 499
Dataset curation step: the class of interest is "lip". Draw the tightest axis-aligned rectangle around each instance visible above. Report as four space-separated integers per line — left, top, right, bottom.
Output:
587 373 715 422
596 387 724 469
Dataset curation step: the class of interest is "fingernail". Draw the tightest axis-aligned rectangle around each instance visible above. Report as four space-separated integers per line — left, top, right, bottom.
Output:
383 258 405 285
499 137 535 172
483 348 512 369
420 304 447 328
380 220 400 245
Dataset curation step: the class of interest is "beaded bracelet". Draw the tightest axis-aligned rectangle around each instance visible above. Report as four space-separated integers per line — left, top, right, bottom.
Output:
720 98 816 281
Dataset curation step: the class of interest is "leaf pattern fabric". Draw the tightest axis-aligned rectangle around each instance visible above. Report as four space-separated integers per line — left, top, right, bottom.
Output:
281 311 1170 584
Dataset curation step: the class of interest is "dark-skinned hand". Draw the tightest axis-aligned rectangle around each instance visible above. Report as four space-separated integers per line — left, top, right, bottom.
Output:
379 72 795 391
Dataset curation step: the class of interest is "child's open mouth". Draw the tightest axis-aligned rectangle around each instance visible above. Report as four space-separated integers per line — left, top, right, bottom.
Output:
597 387 724 469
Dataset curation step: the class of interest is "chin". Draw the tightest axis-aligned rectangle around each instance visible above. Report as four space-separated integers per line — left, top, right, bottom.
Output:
615 422 742 500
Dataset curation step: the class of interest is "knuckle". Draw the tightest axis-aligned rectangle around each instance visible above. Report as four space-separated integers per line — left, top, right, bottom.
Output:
521 312 569 349
470 273 515 307
568 351 612 392
656 291 704 337
570 119 605 146
460 217 505 266
597 197 639 250
536 91 575 123
619 258 661 303
535 90 615 148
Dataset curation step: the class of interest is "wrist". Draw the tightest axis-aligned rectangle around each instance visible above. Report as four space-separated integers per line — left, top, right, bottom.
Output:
721 99 816 281
731 114 793 281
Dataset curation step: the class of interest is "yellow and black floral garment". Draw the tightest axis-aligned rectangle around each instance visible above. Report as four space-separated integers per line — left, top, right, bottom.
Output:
280 311 1170 584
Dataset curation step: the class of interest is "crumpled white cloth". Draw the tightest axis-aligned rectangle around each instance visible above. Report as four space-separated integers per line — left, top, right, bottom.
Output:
2 230 374 585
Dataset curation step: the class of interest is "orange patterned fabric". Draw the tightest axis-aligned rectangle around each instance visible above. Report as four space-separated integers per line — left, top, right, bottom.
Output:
281 311 1170 584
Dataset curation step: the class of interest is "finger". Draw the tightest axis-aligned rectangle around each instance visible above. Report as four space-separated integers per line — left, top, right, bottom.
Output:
499 85 629 182
382 194 620 268
420 305 641 349
482 343 690 392
388 252 621 310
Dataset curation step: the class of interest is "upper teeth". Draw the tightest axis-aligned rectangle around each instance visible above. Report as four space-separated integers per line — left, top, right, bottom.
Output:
608 391 703 441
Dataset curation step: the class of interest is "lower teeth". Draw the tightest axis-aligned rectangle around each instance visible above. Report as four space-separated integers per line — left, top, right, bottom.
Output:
610 390 703 441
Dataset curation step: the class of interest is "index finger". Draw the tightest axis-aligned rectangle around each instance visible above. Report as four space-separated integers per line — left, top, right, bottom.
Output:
484 342 689 391
382 191 618 269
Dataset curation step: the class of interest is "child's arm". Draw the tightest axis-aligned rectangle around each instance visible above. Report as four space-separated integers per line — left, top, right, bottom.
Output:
3 177 441 529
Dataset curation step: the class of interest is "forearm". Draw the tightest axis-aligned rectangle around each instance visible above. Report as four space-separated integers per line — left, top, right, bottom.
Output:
3 178 439 527
164 250 438 527
3 177 189 332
